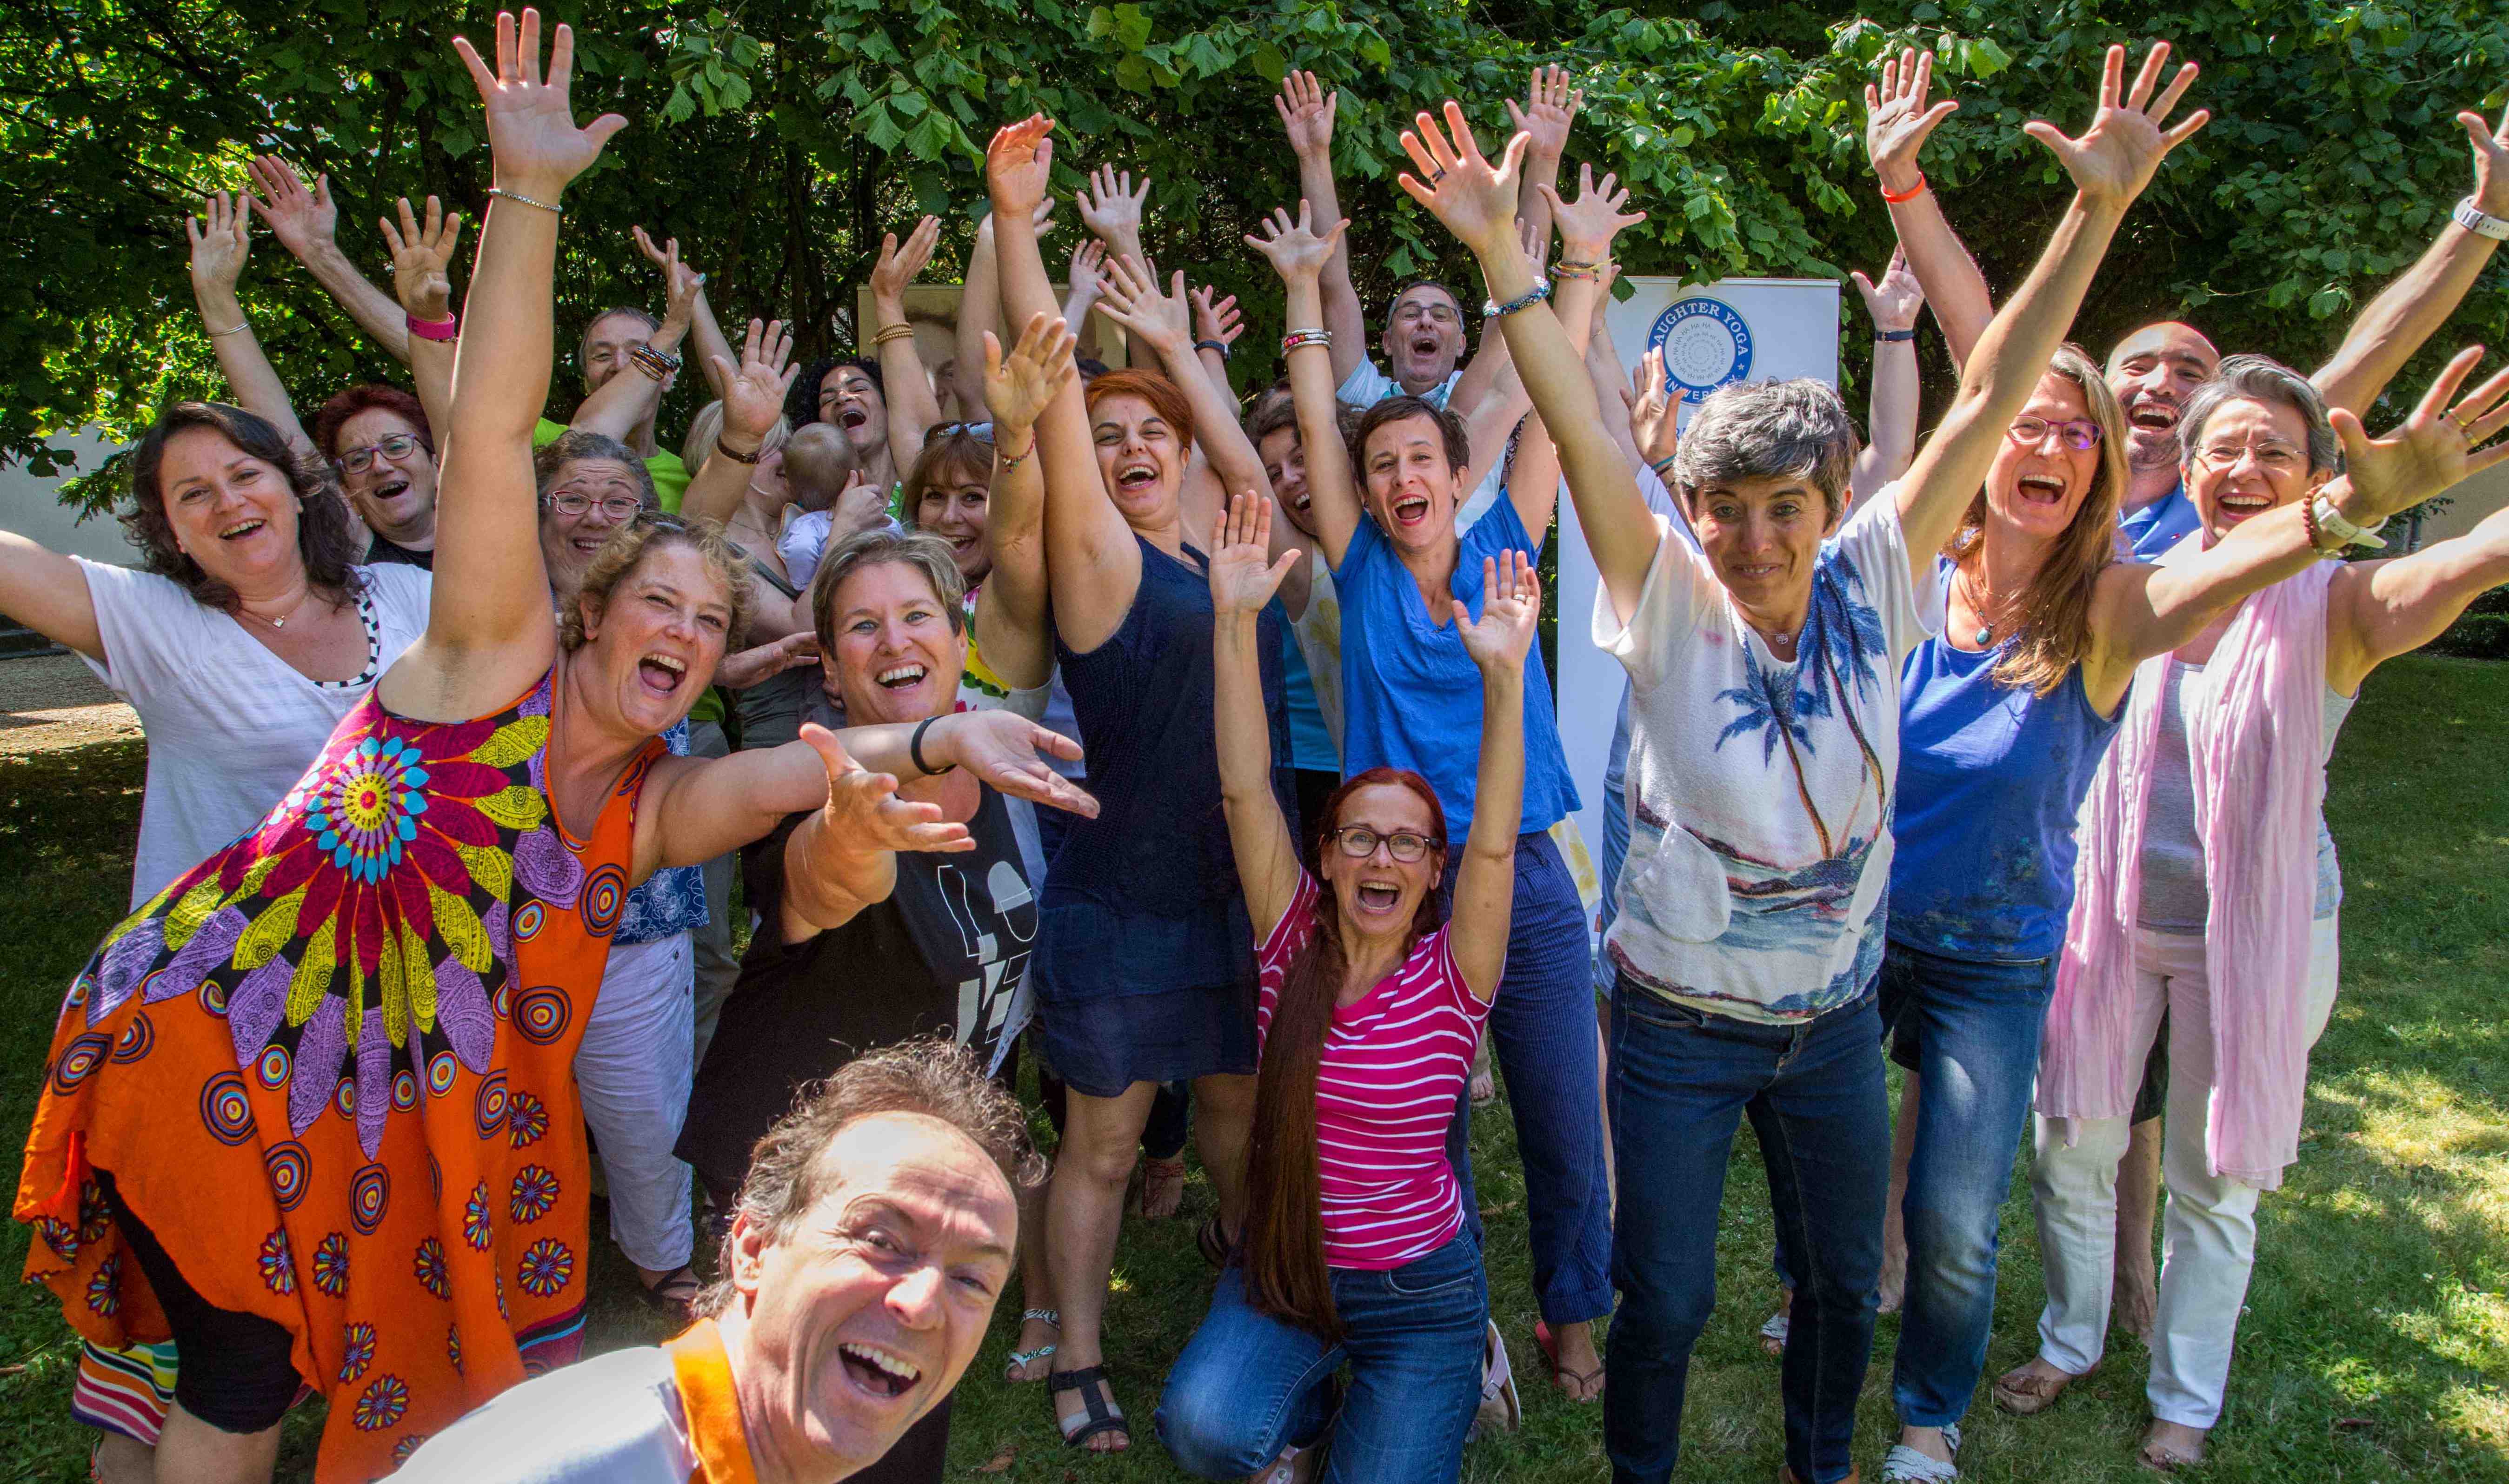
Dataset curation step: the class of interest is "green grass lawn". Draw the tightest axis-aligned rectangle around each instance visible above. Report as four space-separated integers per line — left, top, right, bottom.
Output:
1 654 2504 1481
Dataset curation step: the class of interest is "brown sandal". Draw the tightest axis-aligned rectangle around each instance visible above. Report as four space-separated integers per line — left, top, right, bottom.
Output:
1992 1357 2094 1416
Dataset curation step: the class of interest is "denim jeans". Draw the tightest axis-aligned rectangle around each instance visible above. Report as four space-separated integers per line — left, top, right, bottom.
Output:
1442 831 1616 1325
1156 1233 1487 1484
1875 941 2056 1429
1593 767 1631 995
1605 977 1887 1484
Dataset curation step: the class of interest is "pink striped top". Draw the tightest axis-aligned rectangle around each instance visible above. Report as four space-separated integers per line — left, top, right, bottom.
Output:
1256 873 1492 1271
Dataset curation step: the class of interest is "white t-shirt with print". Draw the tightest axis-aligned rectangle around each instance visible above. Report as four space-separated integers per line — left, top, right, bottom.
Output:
1595 491 1937 1025
76 560 433 908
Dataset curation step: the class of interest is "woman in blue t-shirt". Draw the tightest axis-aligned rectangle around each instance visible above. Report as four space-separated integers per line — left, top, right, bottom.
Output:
1249 180 1642 1398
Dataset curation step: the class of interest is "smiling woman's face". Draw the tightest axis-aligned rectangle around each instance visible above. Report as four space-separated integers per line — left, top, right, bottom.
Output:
538 458 648 595
157 424 305 590
1359 413 1460 557
820 366 888 457
331 406 438 541
2185 395 2324 543
827 559 967 725
1091 393 1183 530
1982 372 2103 547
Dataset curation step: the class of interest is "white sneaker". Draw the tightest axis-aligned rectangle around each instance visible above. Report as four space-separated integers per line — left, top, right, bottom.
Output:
1879 1424 1962 1483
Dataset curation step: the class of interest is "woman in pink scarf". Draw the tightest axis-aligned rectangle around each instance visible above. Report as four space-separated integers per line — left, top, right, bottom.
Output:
2002 350 2509 1470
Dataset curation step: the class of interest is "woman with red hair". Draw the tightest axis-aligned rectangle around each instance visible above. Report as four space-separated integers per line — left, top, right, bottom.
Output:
1156 490 1537 1483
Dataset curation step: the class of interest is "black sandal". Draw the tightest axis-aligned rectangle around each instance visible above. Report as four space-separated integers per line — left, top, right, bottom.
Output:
1050 1364 1130 1451
638 1265 703 1324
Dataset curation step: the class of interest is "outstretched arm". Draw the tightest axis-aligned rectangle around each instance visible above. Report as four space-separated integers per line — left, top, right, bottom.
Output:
1209 492 1305 943
381 9 626 721
971 311 1079 692
380 195 464 444
869 215 947 457
244 154 413 364
186 190 309 452
632 226 735 398
1865 49 1992 371
1895 43 2209 569
1447 550 1537 1002
1190 283 1244 402
1850 245 1925 498
1506 66 1581 280
1248 201 1362 568
2312 102 2509 416
569 236 696 438
1075 165 1150 269
1277 71 1366 387
1506 164 1644 537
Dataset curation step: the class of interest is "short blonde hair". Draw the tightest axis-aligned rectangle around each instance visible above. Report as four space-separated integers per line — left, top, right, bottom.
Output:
682 400 793 474
559 515 757 653
809 527 967 658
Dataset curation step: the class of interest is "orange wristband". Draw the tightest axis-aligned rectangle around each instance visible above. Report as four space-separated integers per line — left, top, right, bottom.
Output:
1880 172 1928 204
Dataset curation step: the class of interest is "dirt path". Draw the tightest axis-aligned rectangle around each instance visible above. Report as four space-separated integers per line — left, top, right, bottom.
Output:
0 653 140 756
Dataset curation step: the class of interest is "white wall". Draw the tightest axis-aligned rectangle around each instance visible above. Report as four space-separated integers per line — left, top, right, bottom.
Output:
0 429 140 568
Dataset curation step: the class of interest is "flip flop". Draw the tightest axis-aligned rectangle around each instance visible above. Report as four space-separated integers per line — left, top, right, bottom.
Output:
637 1265 703 1324
1005 1308 1059 1383
1533 1319 1603 1402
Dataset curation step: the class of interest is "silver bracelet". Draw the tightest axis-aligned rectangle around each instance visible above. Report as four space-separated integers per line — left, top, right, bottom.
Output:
486 186 563 216
205 321 251 338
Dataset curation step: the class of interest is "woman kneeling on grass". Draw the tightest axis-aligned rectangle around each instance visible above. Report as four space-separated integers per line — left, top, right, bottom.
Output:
1154 494 1536 1484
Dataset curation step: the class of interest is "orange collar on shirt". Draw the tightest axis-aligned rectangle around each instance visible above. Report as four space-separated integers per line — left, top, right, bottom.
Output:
665 1319 761 1484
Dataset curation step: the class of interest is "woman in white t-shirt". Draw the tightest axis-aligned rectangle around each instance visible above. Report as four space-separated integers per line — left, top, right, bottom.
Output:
1395 46 2206 1484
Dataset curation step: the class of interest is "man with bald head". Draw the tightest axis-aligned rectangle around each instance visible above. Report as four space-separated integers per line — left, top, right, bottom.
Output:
2103 320 2222 555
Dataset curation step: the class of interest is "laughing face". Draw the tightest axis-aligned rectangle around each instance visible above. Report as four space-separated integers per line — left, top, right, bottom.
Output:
2184 396 2323 543
1091 393 1184 530
1983 373 2104 546
582 311 662 397
157 424 306 591
1688 472 1840 630
2105 323 2220 479
1257 424 1318 539
1379 285 1465 394
538 458 649 596
1320 782 1444 942
1359 412 1461 556
819 365 888 458
573 540 733 737
330 407 438 545
728 1112 1017 1480
913 475 992 586
827 560 968 725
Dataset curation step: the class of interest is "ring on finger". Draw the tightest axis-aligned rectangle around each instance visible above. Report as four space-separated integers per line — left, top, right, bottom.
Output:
1430 167 1447 185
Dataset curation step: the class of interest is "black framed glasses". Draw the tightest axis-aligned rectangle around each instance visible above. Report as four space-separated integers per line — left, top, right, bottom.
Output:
1329 826 1437 863
333 433 422 475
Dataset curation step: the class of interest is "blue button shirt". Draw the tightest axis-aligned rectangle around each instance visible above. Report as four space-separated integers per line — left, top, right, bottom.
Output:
2120 481 2202 559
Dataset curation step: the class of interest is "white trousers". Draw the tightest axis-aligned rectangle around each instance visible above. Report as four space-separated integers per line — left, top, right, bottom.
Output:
2030 916 2339 1427
576 932 696 1272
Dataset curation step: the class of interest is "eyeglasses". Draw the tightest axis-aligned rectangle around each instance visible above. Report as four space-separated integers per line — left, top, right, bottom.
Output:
334 433 422 475
2006 417 2103 452
926 422 996 445
2193 441 2303 475
546 491 647 520
1328 826 1438 863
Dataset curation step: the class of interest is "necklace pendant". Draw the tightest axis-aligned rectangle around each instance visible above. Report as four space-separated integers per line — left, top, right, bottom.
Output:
270 615 286 629
1972 622 1993 647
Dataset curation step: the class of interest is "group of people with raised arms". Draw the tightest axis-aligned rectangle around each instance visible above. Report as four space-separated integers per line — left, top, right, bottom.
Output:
8 14 2509 1484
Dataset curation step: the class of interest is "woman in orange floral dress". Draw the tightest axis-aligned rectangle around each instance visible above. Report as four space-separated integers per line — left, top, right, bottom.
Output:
12 16 1093 1480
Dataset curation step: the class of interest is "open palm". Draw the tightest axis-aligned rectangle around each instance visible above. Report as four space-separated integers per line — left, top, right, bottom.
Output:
1095 255 1193 357
1457 550 1541 672
1244 200 1346 285
1397 100 1529 257
2024 42 2207 206
2336 346 2509 522
715 319 797 445
1864 47 1959 190
986 115 1056 219
984 312 1078 434
382 196 463 318
1209 491 1300 615
452 10 626 196
1542 163 1646 258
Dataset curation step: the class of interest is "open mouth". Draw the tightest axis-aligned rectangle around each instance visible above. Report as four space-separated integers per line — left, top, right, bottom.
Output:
1114 463 1159 495
1409 334 1441 360
1355 881 1401 914
838 1342 921 1399
2015 474 2067 506
637 653 687 696
219 517 267 541
2127 402 2178 432
876 662 928 690
1290 489 1311 513
1391 495 1430 527
372 477 414 506
839 407 870 432
2216 490 2275 518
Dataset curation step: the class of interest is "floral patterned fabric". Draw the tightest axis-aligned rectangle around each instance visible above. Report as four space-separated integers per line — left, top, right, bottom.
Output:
614 719 705 946
14 669 656 1481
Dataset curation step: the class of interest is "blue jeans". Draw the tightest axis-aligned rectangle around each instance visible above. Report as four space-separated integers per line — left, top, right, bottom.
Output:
1605 978 1888 1484
1156 1233 1487 1484
1442 831 1615 1325
1593 768 1631 995
1876 941 2056 1429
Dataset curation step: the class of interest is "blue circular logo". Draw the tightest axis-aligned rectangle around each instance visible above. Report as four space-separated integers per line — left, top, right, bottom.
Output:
1647 296 1755 404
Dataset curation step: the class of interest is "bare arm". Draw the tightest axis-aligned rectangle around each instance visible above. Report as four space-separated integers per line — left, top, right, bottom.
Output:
1506 66 1580 272
568 243 696 438
632 226 736 399
186 192 309 453
954 212 1005 418
1277 72 1367 387
1208 494 1306 942
1850 245 1925 498
869 215 947 458
245 154 413 364
1504 164 1641 538
0 531 103 660
1447 551 1539 1002
380 195 464 443
1866 49 1992 371
970 311 1079 692
1249 202 1362 568
2311 105 2509 416
379 13 624 720
1096 255 1273 509
1896 45 2209 570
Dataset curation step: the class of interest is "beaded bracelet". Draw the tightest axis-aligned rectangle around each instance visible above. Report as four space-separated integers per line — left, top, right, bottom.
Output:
629 343 682 382
998 437 1038 473
1552 259 1611 282
1484 279 1552 318
1281 327 1332 354
486 186 562 216
872 323 917 347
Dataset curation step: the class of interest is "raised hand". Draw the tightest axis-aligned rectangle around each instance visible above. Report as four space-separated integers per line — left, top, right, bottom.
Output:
381 196 464 318
983 312 1080 436
1507 64 1582 162
799 723 973 855
186 191 252 295
1067 237 1108 298
1191 285 1244 352
243 155 338 259
1242 199 1350 285
451 9 628 199
2023 42 2208 207
1625 345 1677 468
1076 165 1150 248
986 114 1056 220
2459 99 2509 219
1397 99 1530 257
925 709 1099 817
632 224 706 307
1094 254 1194 358
871 215 943 305
1864 47 1960 197
1456 550 1541 673
1851 244 1924 334
2332 345 2509 522
1275 69 1338 160
1208 490 1302 615
710 318 798 447
1541 162 1646 259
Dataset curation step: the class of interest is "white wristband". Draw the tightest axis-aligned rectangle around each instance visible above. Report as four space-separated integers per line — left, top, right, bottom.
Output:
2454 195 2509 241
2313 493 2388 550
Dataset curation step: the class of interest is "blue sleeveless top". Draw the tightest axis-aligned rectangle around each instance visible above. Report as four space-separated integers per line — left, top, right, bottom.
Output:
1888 582 2124 961
1033 536 1293 1001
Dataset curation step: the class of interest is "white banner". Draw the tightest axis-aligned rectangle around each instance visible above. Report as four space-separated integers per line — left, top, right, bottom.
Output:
1556 277 1841 880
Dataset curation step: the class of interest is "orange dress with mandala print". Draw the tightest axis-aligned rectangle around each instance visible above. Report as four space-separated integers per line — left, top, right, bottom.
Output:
14 669 655 1480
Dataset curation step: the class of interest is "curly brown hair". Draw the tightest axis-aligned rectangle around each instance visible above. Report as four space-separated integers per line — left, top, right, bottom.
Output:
121 402 365 616
557 515 757 655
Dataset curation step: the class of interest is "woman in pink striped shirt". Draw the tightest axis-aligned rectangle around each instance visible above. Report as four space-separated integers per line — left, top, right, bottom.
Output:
1150 491 1534 1484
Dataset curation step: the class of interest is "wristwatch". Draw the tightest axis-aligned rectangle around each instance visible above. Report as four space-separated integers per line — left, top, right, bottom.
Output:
2454 195 2509 242
2312 492 2388 550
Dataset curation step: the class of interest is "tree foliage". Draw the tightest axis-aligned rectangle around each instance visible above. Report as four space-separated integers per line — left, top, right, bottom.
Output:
8 0 2509 505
